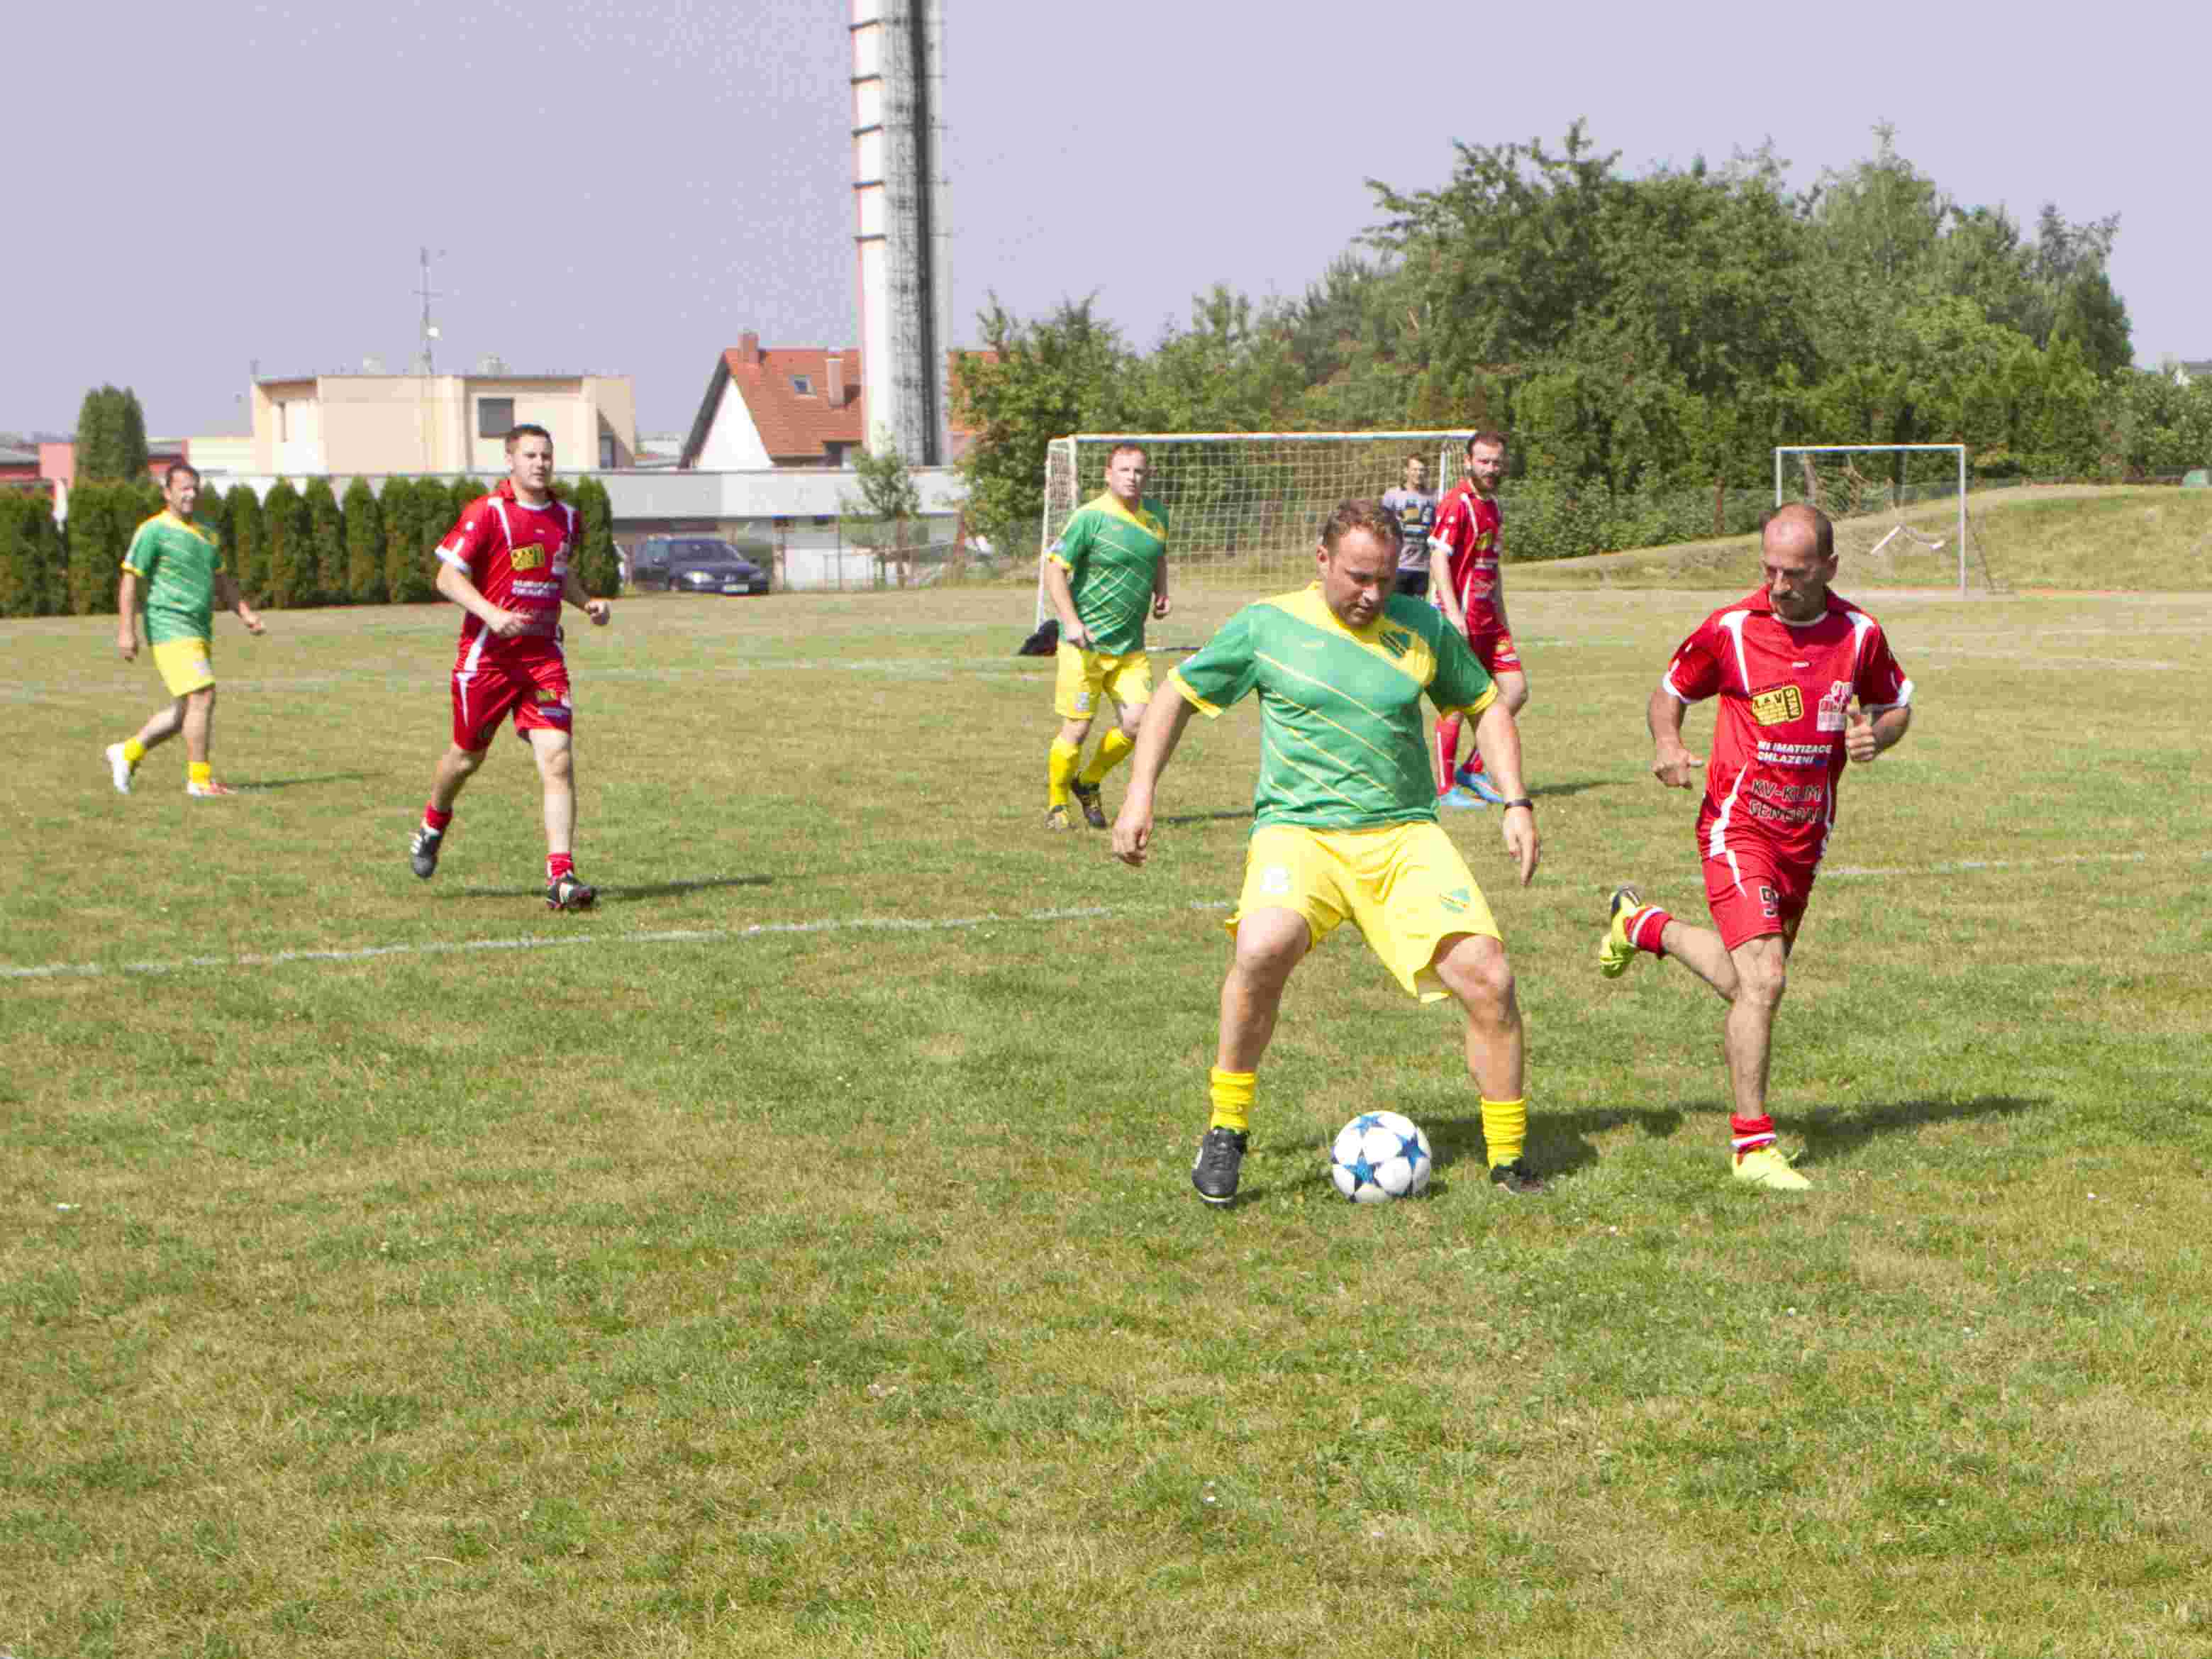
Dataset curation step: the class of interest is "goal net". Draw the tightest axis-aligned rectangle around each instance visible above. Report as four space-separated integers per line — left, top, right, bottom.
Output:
1774 444 1980 593
1037 431 1465 612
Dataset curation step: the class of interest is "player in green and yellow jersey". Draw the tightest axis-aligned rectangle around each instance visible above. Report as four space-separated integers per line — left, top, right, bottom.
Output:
1112 499 1548 1204
106 463 265 797
1039 442 1171 831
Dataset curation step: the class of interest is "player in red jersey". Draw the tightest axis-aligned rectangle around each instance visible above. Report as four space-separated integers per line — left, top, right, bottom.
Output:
406 425 613 911
1598 504 1914 1189
1429 432 1526 807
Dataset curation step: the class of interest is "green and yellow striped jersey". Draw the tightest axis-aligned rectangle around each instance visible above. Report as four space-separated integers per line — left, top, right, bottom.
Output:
1047 492 1169 657
121 511 226 645
1170 585 1499 830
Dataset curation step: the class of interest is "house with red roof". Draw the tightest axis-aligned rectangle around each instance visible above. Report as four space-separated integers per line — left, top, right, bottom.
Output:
678 333 984 470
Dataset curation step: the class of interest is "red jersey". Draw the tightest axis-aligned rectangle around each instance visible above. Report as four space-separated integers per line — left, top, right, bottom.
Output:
1430 479 1506 636
435 479 578 663
1662 589 1913 868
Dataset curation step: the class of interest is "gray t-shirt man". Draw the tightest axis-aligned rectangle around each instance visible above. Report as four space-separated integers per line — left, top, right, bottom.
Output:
1382 478 1439 594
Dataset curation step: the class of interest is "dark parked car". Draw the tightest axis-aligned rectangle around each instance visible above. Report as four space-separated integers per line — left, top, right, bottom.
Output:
630 536 772 595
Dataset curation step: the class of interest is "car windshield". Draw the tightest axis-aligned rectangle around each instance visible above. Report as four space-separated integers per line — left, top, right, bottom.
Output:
669 541 757 567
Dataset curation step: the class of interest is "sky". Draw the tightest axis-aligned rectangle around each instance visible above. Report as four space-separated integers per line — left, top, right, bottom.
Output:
8 0 2201 440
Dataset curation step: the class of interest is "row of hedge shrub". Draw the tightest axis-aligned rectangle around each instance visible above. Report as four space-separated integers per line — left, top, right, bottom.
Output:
0 476 618 618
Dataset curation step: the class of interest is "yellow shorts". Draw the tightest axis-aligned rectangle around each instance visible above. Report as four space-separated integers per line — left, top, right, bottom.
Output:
150 637 216 697
1228 821 1500 1001
1054 642 1152 721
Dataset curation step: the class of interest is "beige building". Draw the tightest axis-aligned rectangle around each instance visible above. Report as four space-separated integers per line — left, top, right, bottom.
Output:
250 372 636 477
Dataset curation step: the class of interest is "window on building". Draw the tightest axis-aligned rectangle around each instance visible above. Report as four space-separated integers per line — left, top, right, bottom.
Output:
477 396 515 438
790 375 813 395
599 433 616 469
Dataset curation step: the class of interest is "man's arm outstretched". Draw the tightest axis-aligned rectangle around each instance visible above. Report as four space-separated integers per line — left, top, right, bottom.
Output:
1111 692 1199 867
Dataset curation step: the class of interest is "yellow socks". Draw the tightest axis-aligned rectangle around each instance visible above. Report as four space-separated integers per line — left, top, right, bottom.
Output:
122 738 148 767
1078 728 1134 788
1480 1097 1526 1167
1208 1067 1255 1133
188 761 213 789
1046 739 1082 807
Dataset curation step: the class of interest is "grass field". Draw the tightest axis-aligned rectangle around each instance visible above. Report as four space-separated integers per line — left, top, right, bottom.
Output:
5 582 2209 1658
1521 485 2212 593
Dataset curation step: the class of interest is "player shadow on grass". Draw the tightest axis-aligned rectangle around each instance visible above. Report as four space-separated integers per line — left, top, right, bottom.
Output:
1427 1104 1686 1180
223 772 374 792
1794 1094 2044 1164
1528 777 1615 801
1155 808 1253 827
1426 1094 2044 1180
441 874 775 903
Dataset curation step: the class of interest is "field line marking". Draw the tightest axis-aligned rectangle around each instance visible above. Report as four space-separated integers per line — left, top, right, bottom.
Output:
1 849 2193 982
0 900 1233 981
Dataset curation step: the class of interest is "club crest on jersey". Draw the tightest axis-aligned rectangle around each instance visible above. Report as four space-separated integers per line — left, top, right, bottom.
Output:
1816 679 1853 732
1379 627 1413 659
511 544 548 572
1749 684 1804 726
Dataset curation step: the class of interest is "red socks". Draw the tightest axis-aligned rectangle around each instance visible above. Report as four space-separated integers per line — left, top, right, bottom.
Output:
422 804 452 832
548 853 574 883
1434 714 1462 797
1628 904 1672 957
1730 1114 1777 1157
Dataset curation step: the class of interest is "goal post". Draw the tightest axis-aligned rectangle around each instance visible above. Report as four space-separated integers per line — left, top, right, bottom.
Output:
1774 443 1970 596
1036 431 1467 616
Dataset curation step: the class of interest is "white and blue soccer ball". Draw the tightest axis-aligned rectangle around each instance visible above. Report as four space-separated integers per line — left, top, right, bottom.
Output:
1328 1111 1433 1203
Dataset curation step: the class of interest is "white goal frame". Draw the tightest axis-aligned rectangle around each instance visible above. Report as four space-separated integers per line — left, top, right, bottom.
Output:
1774 443 1969 596
1036 430 1468 619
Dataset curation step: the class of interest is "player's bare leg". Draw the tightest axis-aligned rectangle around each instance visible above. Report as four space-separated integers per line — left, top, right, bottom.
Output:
1216 908 1307 1073
1718 933 1805 1189
179 687 236 797
530 728 594 911
1601 899 1805 1188
130 696 187 756
1432 931 1545 1194
1721 934 1788 1116
428 743 487 814
109 696 187 795
1193 907 1307 1204
411 743 486 880
529 728 577 858
180 686 216 766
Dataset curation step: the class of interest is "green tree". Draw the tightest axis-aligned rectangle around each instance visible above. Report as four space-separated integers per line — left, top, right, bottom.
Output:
0 491 70 617
954 296 1141 553
840 431 925 587
568 475 620 597
303 476 345 605
343 477 386 603
262 478 311 607
228 485 268 605
63 481 153 615
382 479 435 602
73 385 151 482
0 494 38 616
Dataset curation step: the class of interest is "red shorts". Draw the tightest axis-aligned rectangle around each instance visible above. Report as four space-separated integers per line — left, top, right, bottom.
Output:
1469 627 1521 675
1700 836 1816 950
451 643 572 752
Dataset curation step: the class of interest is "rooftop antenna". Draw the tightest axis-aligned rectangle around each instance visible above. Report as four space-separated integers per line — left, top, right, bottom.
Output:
415 246 446 374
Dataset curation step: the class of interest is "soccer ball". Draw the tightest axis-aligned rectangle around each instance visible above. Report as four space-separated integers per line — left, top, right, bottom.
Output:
1328 1111 1433 1203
